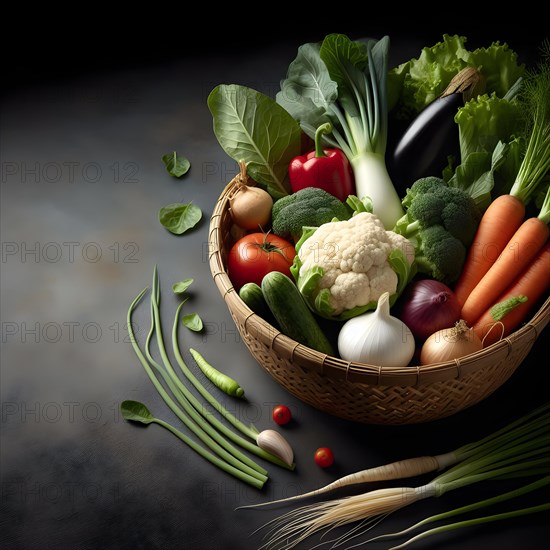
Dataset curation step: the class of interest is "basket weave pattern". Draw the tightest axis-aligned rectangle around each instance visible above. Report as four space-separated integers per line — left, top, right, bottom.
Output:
209 178 550 424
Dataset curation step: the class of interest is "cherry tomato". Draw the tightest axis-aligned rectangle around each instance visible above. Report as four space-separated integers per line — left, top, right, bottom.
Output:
272 405 292 426
314 447 334 468
227 233 296 291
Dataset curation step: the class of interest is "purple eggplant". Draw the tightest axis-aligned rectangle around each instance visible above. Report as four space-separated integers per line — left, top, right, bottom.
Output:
387 67 485 196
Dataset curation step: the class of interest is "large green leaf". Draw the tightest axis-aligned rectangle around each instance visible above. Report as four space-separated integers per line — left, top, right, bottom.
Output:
320 34 369 91
467 42 525 98
319 34 369 120
208 84 301 197
319 34 390 155
276 42 337 114
455 93 523 160
276 42 338 147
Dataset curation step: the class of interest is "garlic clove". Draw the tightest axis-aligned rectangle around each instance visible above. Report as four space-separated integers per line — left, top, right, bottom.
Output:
256 429 294 467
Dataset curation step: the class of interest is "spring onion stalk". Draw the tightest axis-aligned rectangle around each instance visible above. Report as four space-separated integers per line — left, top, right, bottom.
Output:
144 295 270 475
365 475 550 549
146 267 268 478
172 301 258 439
121 400 265 490
171 302 294 470
242 402 550 509
126 288 267 488
254 403 550 549
388 503 550 550
149 267 291 470
151 267 293 470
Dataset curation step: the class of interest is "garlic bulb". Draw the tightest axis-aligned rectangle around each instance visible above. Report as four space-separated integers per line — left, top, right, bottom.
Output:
256 429 294 467
338 292 415 367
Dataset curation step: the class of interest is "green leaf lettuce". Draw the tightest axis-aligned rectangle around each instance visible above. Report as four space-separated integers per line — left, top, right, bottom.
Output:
389 34 525 118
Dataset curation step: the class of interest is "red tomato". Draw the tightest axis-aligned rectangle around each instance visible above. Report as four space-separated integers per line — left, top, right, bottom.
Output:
314 447 334 468
272 405 292 426
227 233 296 290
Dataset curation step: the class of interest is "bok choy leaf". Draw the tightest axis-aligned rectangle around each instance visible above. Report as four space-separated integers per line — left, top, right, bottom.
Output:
277 34 404 229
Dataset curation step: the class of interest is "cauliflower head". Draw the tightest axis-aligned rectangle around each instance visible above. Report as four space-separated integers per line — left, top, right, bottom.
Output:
292 212 415 319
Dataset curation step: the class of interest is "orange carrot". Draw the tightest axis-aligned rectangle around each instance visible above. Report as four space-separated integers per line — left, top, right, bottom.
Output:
473 242 550 346
453 195 526 307
461 217 549 325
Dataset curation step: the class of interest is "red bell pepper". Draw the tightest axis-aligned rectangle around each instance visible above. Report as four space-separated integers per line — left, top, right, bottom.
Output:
288 123 355 202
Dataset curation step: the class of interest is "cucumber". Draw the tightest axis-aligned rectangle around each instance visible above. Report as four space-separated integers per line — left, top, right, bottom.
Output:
261 271 334 356
239 282 271 319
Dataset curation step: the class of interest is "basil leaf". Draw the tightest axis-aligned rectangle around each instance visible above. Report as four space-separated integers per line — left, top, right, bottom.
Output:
172 278 194 294
182 312 203 332
207 84 301 198
162 151 190 177
159 203 202 235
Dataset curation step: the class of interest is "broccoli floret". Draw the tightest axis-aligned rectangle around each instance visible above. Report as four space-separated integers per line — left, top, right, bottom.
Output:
271 187 351 239
393 177 480 282
413 225 466 283
401 176 445 209
440 187 481 245
407 192 446 227
396 178 481 245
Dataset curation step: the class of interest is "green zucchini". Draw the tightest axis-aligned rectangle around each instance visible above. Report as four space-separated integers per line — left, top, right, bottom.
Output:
261 271 334 356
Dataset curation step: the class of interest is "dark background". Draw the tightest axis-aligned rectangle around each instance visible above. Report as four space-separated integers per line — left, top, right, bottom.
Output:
2 9 548 550
4 11 548 92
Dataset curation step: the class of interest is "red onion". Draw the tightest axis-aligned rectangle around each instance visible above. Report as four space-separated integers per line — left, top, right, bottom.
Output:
398 279 461 342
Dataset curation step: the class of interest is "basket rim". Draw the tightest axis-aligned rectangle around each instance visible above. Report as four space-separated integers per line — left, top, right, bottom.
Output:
208 177 550 386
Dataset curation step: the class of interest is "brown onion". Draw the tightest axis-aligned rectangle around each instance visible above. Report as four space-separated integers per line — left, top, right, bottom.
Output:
229 161 273 230
420 319 483 364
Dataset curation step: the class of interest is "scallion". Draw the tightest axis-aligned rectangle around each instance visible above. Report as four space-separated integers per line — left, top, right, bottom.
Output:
171 303 294 470
146 267 270 475
126 284 268 488
367 475 550 549
252 403 550 548
123 266 297 490
120 400 265 490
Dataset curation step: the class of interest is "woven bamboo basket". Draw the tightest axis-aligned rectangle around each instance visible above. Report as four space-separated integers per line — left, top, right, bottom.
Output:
209 176 550 425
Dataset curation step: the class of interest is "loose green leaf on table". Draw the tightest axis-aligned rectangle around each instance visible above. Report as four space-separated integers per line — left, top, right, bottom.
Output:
159 203 202 235
182 312 203 332
121 400 155 423
162 151 191 177
172 278 194 294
